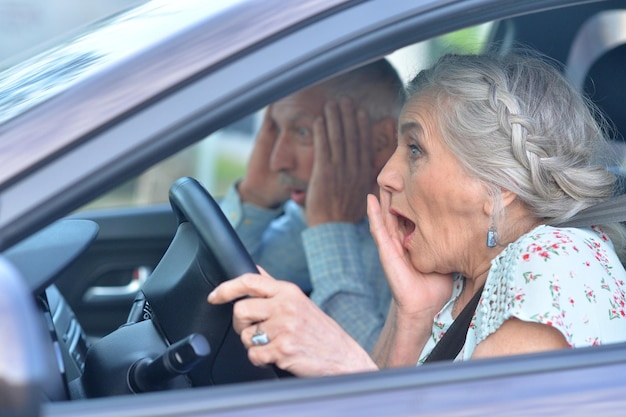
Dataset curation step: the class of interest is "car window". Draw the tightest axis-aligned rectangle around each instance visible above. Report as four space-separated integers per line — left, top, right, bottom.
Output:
80 110 262 209
80 23 494 211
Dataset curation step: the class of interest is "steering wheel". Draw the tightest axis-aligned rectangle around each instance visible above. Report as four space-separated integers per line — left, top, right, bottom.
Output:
80 177 281 397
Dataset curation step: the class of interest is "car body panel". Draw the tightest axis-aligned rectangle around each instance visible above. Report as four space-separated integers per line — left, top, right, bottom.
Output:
45 344 626 416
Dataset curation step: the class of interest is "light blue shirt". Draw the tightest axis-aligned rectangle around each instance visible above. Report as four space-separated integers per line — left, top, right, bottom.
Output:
219 184 391 352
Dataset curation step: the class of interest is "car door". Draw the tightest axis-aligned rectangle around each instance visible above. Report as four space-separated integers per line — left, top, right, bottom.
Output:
56 205 176 338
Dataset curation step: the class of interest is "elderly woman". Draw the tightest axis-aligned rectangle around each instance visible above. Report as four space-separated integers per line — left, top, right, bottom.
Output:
208 52 626 376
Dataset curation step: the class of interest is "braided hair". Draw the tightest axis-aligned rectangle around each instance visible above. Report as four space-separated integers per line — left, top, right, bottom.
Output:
406 51 626 256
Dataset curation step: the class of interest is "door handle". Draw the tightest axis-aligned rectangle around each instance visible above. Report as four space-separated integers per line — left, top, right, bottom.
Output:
82 266 151 304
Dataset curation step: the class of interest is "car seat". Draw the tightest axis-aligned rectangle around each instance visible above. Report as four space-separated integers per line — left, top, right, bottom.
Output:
566 10 626 194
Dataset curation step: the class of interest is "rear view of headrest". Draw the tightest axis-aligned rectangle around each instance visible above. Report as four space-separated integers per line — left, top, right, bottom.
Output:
583 44 626 141
566 10 626 141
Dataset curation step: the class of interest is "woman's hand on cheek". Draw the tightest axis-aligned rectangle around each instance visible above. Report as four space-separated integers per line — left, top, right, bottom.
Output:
208 267 377 377
367 194 452 320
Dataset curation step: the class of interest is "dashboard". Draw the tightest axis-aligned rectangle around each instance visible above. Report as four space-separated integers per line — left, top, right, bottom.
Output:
4 219 99 401
40 285 90 399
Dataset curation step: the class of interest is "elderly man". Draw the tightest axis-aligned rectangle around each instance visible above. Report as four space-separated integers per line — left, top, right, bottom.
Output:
220 59 404 351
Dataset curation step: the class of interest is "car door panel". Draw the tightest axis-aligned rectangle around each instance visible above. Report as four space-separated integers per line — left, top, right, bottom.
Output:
57 205 177 339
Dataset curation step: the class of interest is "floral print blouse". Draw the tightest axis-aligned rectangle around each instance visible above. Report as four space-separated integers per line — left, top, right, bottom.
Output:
418 225 626 363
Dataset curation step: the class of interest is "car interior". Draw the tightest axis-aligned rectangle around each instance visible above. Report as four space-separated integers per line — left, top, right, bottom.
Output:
3 0 626 409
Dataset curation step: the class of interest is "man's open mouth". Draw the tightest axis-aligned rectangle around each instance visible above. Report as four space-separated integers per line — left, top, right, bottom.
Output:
290 188 306 205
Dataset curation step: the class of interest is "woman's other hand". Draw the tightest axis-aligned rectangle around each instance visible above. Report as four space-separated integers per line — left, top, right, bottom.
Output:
368 194 453 367
367 194 452 319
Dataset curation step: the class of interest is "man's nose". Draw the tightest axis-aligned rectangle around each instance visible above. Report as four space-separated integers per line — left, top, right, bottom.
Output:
269 132 295 172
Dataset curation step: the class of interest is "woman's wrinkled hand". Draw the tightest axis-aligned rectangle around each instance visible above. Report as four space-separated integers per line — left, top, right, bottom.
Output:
208 267 377 377
367 193 454 367
367 194 453 322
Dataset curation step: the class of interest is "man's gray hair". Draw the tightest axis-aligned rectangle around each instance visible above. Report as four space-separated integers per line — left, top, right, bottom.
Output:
322 58 405 121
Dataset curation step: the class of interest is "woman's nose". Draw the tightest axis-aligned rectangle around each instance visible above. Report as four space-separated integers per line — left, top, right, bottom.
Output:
377 153 403 193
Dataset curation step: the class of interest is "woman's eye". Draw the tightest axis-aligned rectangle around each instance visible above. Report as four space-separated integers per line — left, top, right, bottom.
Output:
297 127 310 137
408 144 422 157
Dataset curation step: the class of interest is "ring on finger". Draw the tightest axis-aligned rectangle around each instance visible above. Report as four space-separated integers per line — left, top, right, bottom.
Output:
251 324 270 346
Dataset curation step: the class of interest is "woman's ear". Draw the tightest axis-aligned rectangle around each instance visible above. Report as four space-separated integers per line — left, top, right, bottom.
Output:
501 189 518 208
482 189 517 216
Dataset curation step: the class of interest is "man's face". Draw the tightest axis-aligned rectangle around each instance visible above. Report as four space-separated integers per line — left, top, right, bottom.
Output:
268 86 327 206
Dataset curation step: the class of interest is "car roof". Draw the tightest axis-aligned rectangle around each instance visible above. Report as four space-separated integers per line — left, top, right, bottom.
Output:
0 0 348 186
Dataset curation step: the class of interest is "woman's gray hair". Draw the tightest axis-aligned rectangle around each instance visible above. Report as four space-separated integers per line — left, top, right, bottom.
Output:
406 51 626 256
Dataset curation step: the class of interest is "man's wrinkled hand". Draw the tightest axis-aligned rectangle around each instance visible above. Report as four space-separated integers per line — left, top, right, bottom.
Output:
306 98 375 226
238 106 291 208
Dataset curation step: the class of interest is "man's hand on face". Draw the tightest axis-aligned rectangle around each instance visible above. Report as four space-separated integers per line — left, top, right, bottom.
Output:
238 106 291 209
305 98 375 226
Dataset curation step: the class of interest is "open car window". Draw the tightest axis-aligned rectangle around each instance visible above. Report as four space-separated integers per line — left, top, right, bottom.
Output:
80 8 626 212
80 23 495 210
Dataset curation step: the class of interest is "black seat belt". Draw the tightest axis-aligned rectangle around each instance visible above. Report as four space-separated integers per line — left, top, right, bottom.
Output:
423 192 626 363
423 284 484 363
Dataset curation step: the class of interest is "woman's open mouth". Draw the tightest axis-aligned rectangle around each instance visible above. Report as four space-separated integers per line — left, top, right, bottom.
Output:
395 213 416 249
